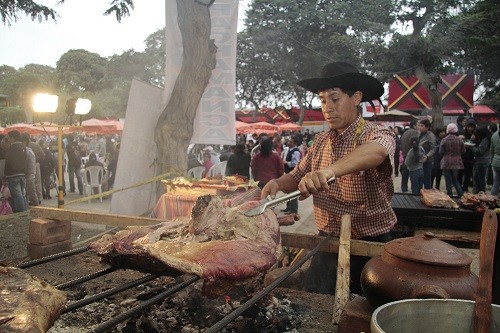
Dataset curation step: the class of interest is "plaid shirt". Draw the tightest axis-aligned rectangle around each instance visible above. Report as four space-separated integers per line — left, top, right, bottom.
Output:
290 116 397 239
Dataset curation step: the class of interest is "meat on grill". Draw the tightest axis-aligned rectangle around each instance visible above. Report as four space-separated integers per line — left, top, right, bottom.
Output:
90 195 281 293
420 188 459 209
0 266 67 333
460 192 500 212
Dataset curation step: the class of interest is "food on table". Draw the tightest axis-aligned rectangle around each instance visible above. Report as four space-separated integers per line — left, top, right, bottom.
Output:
0 266 67 333
420 188 459 209
224 175 248 185
460 192 500 212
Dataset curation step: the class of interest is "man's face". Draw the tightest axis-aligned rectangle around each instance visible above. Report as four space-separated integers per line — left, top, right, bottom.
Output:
418 123 428 133
318 88 361 132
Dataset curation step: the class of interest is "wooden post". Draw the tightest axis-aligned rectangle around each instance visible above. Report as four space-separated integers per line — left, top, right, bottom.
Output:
473 210 497 333
332 214 351 324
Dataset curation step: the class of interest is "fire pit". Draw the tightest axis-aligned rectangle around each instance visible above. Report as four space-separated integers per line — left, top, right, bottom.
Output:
12 242 337 333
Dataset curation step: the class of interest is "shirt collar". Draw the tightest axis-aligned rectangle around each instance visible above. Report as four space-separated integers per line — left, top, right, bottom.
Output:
329 114 363 140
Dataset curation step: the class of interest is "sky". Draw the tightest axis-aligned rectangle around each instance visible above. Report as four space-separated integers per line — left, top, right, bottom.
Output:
0 0 250 69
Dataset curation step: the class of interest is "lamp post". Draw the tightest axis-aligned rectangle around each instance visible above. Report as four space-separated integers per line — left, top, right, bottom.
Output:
33 93 91 208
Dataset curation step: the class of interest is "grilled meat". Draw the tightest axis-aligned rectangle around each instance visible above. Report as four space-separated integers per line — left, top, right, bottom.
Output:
0 266 67 333
90 195 281 294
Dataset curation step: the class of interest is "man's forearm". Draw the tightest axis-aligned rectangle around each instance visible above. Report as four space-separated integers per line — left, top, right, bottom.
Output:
274 173 299 193
328 142 389 177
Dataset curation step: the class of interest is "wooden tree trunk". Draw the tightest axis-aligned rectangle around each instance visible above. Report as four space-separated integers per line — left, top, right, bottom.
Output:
294 87 306 126
154 0 217 180
415 66 444 129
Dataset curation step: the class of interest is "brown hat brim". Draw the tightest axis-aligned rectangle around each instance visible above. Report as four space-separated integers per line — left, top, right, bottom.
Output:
297 72 384 102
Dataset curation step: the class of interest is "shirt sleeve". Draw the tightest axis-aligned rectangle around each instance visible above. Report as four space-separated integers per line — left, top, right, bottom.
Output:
427 133 437 158
361 125 396 171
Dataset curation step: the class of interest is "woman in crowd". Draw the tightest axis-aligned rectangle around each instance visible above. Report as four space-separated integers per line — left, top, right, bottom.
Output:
405 136 425 194
227 143 251 178
431 127 446 190
470 125 491 193
439 123 465 196
418 119 437 189
272 134 283 157
202 152 214 178
251 138 284 189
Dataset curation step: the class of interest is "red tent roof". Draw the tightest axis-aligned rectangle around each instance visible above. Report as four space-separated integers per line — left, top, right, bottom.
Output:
443 109 465 115
469 105 496 114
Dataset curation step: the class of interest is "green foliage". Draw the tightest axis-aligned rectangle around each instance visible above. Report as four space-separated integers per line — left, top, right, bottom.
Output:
0 0 57 25
56 49 108 93
0 25 165 121
1 0 135 25
0 64 59 123
450 0 500 109
238 0 394 110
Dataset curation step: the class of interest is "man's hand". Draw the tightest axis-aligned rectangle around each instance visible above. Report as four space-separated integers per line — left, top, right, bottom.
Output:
261 179 280 200
261 174 302 200
298 169 335 199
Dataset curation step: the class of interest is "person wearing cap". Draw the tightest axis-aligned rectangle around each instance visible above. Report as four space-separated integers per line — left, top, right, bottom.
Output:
439 123 465 196
260 61 396 294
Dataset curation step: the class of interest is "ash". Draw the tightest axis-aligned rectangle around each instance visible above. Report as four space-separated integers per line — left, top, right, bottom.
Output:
116 282 307 333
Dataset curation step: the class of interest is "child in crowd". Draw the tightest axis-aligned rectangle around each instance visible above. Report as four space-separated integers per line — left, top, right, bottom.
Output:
405 136 425 194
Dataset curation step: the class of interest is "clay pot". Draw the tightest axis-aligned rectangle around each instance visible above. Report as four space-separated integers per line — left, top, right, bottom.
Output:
361 232 478 308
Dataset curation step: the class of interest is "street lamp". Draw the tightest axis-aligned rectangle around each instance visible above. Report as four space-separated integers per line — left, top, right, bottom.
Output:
33 94 92 208
33 93 59 113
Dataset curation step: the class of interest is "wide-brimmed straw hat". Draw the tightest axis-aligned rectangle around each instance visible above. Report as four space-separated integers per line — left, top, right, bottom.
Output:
297 61 384 102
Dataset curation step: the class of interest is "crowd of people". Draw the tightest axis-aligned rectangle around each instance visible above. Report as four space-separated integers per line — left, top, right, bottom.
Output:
0 131 120 214
394 116 499 196
187 130 315 214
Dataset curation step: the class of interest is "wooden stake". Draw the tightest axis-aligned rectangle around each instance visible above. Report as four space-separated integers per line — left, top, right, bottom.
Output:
332 214 351 324
473 210 497 333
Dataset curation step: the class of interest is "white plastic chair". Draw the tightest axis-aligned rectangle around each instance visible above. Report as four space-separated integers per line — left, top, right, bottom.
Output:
187 166 205 179
208 161 227 177
83 166 104 202
81 155 89 166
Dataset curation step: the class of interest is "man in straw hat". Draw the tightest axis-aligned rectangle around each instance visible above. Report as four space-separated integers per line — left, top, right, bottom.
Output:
261 61 396 294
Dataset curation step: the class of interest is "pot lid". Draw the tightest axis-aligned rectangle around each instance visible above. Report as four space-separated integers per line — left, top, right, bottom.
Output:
384 232 472 267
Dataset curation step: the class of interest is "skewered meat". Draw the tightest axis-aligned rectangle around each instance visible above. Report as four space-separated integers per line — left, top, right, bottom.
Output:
0 266 67 333
90 195 281 293
420 189 459 209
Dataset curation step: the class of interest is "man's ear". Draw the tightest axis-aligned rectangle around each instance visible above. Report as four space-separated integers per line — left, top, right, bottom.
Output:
354 91 363 106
